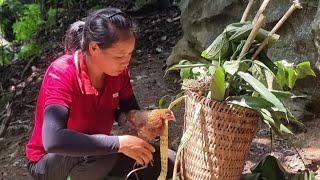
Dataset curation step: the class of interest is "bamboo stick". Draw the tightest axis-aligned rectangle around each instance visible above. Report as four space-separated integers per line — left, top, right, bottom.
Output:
241 0 255 22
252 0 271 24
252 0 302 59
237 15 266 61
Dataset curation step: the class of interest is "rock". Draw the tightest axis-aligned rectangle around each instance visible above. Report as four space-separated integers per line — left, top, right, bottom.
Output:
155 47 163 53
160 36 167 41
131 0 172 14
312 0 320 69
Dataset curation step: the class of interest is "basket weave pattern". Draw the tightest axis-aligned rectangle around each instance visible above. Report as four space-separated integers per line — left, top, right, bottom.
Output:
180 90 260 180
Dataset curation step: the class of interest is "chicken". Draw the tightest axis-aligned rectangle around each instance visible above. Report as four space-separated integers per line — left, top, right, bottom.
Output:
126 109 176 141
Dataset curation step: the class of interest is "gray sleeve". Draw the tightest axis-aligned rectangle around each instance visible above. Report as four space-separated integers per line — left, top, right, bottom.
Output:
42 104 120 156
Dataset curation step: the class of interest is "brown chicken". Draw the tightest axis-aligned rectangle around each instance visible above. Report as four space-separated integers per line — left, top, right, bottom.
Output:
126 109 176 141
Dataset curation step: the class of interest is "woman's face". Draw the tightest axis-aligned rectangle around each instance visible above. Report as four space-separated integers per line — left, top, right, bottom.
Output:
90 36 135 76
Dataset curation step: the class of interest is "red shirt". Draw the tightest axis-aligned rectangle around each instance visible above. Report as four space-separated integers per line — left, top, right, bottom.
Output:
26 51 133 161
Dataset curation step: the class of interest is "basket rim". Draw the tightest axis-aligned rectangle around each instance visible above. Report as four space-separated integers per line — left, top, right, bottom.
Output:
186 90 262 118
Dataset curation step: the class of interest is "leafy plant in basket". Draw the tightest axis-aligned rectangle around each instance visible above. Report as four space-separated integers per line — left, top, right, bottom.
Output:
166 6 316 136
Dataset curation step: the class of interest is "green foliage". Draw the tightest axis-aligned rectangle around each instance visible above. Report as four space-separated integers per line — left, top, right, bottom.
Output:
158 92 185 111
274 60 316 90
159 95 170 108
10 3 44 59
168 22 317 135
46 7 58 27
13 4 43 41
292 170 317 180
237 72 286 112
18 43 42 59
201 22 279 63
251 155 288 180
0 45 13 65
0 0 24 40
211 66 225 101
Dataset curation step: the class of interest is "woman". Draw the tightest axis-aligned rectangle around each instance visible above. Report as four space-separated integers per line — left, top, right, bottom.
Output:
25 7 175 180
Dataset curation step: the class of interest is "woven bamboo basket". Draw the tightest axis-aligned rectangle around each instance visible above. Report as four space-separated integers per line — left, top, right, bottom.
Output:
178 79 261 180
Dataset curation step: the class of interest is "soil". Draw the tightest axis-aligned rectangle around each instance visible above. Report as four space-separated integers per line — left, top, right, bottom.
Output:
0 3 319 180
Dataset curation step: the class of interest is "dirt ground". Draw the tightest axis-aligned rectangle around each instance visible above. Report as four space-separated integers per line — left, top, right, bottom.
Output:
0 4 319 180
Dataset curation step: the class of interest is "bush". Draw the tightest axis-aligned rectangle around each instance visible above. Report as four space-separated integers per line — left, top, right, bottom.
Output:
0 45 14 65
12 3 44 59
0 0 24 41
13 4 43 41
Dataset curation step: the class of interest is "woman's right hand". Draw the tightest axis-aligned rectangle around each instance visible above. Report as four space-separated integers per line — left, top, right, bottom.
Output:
118 135 155 166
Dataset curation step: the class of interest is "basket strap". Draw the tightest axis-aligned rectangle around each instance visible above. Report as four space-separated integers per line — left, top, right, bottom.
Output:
158 95 187 180
157 121 169 180
172 101 202 180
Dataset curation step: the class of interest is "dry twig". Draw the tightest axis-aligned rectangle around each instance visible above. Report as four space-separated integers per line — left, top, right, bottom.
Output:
253 0 302 59
252 0 271 24
237 15 267 61
241 0 255 22
0 102 13 137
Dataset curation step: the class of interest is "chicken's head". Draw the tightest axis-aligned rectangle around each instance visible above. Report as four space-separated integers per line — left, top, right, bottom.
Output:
160 109 176 122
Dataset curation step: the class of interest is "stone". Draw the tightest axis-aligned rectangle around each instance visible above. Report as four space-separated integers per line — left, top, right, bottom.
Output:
167 0 319 66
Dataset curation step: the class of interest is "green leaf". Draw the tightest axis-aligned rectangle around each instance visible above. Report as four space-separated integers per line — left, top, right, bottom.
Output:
258 52 277 74
167 63 209 71
46 8 58 27
291 170 316 180
13 4 43 41
229 24 252 42
265 70 274 89
230 40 245 60
228 96 275 111
274 61 287 89
166 60 205 79
296 61 316 79
242 157 316 180
237 72 286 112
252 60 276 77
226 21 279 45
287 66 297 89
0 45 13 65
271 90 307 100
260 109 293 135
251 155 289 180
286 109 305 128
223 60 240 75
211 66 226 101
201 32 230 61
228 97 294 135
274 60 316 90
180 68 193 79
158 95 169 108
165 60 198 77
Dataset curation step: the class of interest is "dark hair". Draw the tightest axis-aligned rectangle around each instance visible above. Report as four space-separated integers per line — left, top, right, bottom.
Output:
64 7 136 54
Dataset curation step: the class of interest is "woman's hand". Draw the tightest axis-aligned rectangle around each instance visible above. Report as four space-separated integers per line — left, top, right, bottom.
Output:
118 135 155 166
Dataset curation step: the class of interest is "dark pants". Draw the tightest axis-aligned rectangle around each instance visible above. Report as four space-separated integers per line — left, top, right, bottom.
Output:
27 146 176 180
